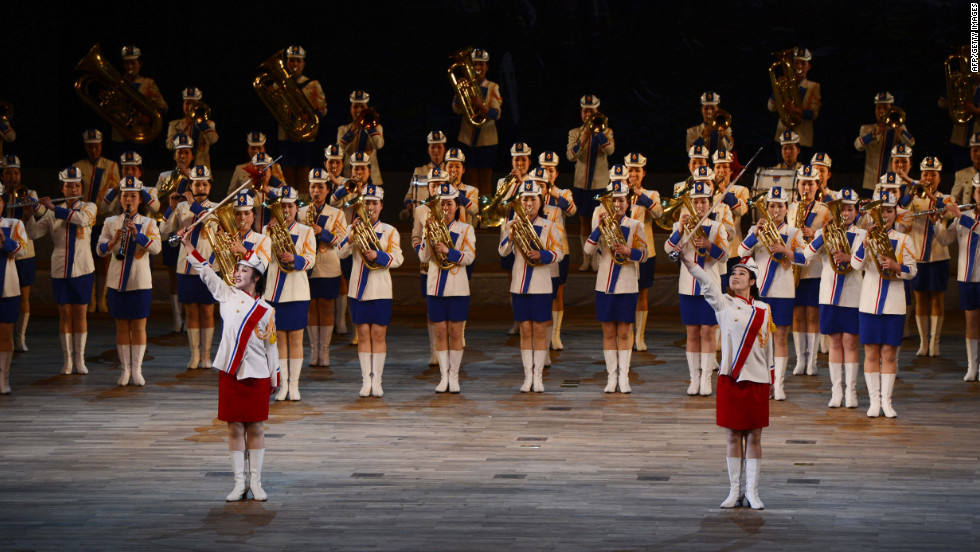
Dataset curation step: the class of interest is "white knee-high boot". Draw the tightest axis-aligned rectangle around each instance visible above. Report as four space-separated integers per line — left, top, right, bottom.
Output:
700 353 714 396
307 326 320 367
551 311 564 350
0 351 11 394
131 344 146 386
170 295 183 333
72 333 88 375
225 451 247 501
634 311 648 351
792 332 806 375
427 323 438 366
319 325 333 366
915 315 930 357
532 350 546 392
617 350 632 393
720 457 741 508
805 333 819 375
116 344 132 387
335 295 348 334
371 353 386 397
358 352 372 397
965 339 979 382
200 327 214 369
744 458 764 510
880 373 897 418
844 362 860 408
543 331 552 367
435 350 450 393
448 349 463 393
827 363 843 408
275 359 289 401
773 357 787 401
287 358 302 400
520 350 533 393
60 333 74 375
186 328 201 369
603 350 617 393
14 312 28 352
865 371 881 417
248 449 267 501
929 316 943 357
686 351 700 395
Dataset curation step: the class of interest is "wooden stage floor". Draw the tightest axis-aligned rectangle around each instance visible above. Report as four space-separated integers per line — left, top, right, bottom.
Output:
0 310 977 551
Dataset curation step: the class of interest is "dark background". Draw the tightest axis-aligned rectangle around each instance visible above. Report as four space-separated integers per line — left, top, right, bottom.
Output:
0 0 973 197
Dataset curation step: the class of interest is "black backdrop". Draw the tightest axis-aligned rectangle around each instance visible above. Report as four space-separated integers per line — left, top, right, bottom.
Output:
0 0 972 193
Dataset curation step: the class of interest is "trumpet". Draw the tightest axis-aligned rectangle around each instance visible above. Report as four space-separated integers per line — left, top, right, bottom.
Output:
188 101 211 126
769 48 802 129
596 190 631 266
477 174 519 228
343 179 385 270
749 191 792 269
355 108 380 132
878 106 906 130
859 200 899 279
254 50 320 141
74 44 164 144
912 202 976 217
448 47 487 127
708 109 732 133
501 194 545 266
822 198 854 275
584 111 608 134
6 195 84 210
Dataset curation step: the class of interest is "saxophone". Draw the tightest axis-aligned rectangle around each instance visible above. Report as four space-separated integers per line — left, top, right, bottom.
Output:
343 179 385 270
264 196 299 274
822 198 854 275
596 190 631 266
502 195 545 266
859 200 899 279
748 192 792 269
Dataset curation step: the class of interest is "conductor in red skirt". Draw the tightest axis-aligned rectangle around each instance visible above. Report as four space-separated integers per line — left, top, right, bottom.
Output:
179 231 281 502
680 245 774 510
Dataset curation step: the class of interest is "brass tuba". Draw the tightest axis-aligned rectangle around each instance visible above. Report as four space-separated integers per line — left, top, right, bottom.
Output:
769 48 802 129
448 47 488 127
945 46 977 124
859 200 899 279
822 198 854 275
253 50 320 141
478 174 519 228
263 195 299 273
74 44 164 144
501 194 545 266
343 179 385 270
201 203 242 286
749 192 792 269
596 190 631 265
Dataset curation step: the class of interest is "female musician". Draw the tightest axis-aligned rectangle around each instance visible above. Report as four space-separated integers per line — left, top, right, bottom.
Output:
0 184 27 394
500 143 533 336
97 176 161 386
739 186 805 401
802 189 866 407
904 157 951 357
337 184 404 397
445 147 480 226
788 165 830 376
73 129 120 314
584 179 647 393
280 45 326 197
413 169 451 367
165 87 218 170
665 172 728 396
418 182 476 393
157 134 195 333
498 180 565 393
180 232 279 503
537 152 576 351
940 174 980 381
713 149 750 286
246 152 286 232
854 92 915 191
324 145 350 336
567 94 614 272
685 91 734 152
161 164 216 369
27 167 96 376
332 152 374 346
451 48 502 196
338 90 384 185
679 249 773 511
2 155 36 352
811 152 833 196
403 130 446 218
228 132 287 197
624 153 660 351
301 169 347 367
106 151 160 217
262 186 316 401
852 190 917 418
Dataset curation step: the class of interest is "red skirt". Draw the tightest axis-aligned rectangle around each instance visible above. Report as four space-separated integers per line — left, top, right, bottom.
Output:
218 372 271 423
716 375 769 430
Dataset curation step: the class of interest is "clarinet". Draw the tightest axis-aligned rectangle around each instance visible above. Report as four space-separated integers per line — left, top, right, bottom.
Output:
116 208 132 260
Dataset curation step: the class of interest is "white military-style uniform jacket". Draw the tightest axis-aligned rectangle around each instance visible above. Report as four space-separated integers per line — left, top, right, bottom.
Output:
684 123 734 152
73 157 120 217
338 219 404 301
456 182 480 225
0 218 27 298
583 214 648 294
262 220 316 304
187 250 280 384
10 189 38 262
96 213 162 291
768 78 821 147
299 201 347 279
405 162 443 208
452 78 502 147
166 119 218 169
666 218 728 296
905 195 951 264
851 227 918 315
788 198 830 279
628 188 662 259
160 199 215 276
412 202 437 275
690 262 774 384
936 210 980 283
854 123 915 190
738 221 806 299
27 200 97 279
716 182 751 258
803 224 867 308
498 215 565 294
950 166 979 207
337 123 385 185
418 219 476 297
566 126 615 191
